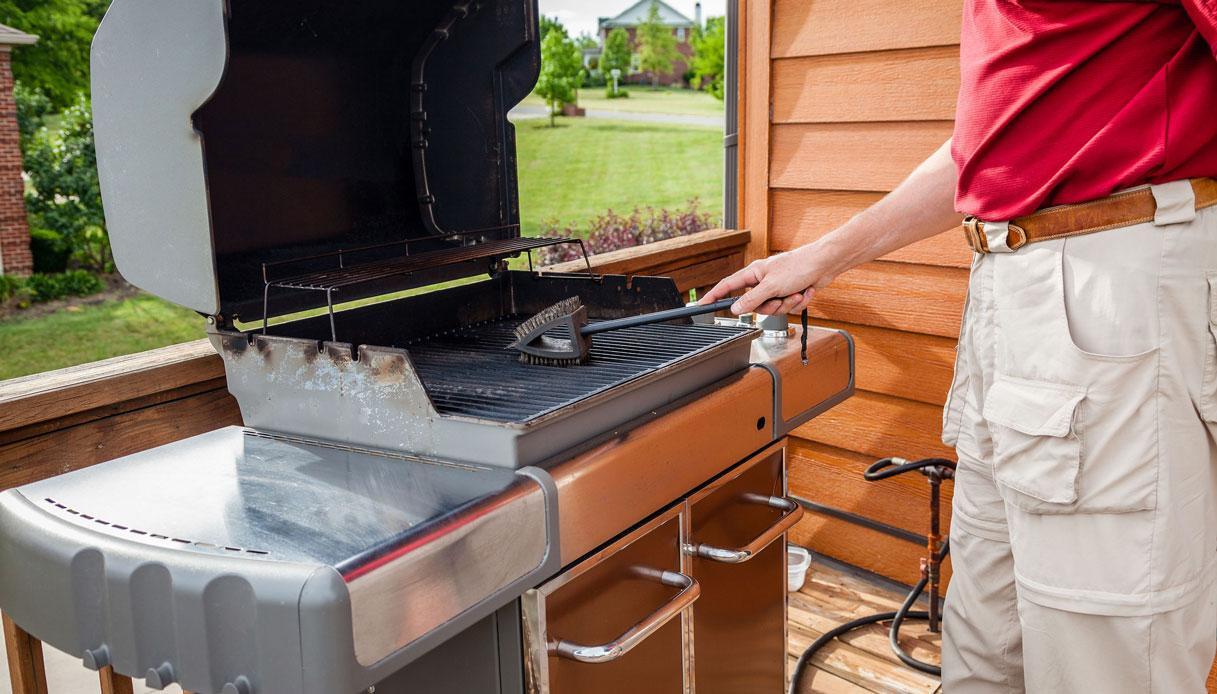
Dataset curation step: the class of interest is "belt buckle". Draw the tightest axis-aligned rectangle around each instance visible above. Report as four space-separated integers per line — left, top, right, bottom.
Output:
962 216 989 254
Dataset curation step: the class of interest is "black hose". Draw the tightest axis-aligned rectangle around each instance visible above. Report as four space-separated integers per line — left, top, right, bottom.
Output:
787 555 945 694
788 456 955 693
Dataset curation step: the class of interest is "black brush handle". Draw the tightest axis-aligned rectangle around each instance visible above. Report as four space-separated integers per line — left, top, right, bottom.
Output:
581 298 738 336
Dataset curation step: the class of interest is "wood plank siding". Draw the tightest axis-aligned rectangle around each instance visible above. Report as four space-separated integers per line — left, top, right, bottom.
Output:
742 0 966 586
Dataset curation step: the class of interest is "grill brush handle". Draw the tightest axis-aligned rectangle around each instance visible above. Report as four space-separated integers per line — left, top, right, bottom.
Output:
580 298 739 337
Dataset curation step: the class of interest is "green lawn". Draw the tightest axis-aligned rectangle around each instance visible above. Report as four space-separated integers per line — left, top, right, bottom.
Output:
0 117 724 381
0 294 203 380
516 118 723 233
522 87 725 117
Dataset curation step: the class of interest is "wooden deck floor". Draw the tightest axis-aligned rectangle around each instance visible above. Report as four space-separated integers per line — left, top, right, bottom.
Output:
788 557 943 694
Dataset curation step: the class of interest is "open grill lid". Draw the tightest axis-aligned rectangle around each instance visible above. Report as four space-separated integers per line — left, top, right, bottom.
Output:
93 0 542 322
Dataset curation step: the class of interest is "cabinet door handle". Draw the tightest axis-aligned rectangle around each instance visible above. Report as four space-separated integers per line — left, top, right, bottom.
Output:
688 494 804 564
548 567 700 664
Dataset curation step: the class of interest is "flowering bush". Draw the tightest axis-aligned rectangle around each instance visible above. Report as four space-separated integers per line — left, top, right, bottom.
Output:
538 199 715 265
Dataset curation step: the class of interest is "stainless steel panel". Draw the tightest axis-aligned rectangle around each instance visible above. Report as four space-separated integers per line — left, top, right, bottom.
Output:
347 477 548 665
686 445 789 694
19 427 522 566
523 506 690 694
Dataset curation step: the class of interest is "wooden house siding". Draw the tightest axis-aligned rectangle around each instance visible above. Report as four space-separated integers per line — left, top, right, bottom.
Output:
740 0 967 585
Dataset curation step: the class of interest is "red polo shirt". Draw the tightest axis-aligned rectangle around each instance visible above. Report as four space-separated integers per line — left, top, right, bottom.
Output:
953 0 1217 221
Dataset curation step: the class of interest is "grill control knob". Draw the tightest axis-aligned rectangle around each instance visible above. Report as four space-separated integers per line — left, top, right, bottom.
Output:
145 662 176 689
82 645 110 671
222 676 253 694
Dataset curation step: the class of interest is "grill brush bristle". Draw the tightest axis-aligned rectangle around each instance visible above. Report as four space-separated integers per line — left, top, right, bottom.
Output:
510 296 592 366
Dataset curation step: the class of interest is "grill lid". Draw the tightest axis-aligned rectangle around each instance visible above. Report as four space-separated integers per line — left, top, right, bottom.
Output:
93 0 541 321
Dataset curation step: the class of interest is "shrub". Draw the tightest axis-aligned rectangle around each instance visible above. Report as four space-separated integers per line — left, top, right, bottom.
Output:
23 93 112 273
536 199 715 265
0 274 24 303
29 228 71 273
22 270 104 303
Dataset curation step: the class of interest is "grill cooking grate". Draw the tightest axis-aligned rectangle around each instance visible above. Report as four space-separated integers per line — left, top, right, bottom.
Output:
405 316 753 422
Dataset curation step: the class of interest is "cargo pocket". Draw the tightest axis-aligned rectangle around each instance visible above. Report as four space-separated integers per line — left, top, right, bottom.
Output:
984 376 1085 509
1202 274 1217 424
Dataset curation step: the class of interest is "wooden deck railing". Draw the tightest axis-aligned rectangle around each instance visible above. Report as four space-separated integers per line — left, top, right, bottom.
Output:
0 227 749 694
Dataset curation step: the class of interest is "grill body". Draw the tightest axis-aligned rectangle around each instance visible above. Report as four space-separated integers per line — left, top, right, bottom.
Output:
215 272 758 468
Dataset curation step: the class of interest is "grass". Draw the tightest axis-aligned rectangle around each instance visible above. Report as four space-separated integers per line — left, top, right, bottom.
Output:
0 294 203 381
516 118 723 233
0 116 725 381
521 86 725 117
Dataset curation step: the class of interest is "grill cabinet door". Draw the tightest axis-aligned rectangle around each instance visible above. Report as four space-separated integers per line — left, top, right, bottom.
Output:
685 445 798 693
522 506 694 694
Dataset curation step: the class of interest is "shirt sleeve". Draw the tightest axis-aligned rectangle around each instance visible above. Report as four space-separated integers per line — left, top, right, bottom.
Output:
1182 0 1217 56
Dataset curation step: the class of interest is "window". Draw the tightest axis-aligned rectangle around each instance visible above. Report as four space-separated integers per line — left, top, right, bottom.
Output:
676 27 686 41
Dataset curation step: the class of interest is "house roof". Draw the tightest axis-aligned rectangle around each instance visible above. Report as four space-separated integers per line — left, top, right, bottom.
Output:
600 1 695 29
0 23 38 47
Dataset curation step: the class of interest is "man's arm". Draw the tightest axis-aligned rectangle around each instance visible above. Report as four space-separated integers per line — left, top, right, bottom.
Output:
700 139 961 316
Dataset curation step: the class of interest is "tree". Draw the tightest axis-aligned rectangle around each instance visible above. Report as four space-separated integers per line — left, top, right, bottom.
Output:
0 0 107 108
535 29 583 127
23 94 111 272
539 15 567 42
636 2 679 88
690 16 726 100
575 32 599 51
600 26 633 94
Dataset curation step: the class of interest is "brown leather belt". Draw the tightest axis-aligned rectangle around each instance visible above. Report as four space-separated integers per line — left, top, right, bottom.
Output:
963 178 1217 254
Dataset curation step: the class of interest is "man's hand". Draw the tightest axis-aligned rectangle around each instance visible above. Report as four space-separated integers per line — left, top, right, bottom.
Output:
699 247 833 316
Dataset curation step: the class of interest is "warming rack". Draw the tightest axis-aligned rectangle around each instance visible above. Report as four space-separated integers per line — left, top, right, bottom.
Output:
259 225 593 341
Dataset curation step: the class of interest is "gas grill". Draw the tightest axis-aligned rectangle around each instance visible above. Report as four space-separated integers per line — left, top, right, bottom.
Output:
0 1 856 693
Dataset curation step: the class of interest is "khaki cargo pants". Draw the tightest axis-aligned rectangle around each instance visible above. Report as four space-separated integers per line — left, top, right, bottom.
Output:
940 181 1217 692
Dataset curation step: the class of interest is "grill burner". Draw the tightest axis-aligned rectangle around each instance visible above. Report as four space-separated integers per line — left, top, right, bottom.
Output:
407 316 754 422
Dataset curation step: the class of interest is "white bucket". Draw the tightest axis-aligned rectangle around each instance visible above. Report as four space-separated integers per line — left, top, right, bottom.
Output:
787 544 812 592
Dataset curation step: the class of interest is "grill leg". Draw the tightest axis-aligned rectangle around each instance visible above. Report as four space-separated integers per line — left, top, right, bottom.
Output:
3 613 48 694
99 667 133 694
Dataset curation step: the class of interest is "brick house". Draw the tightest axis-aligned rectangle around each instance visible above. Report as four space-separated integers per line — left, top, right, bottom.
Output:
0 23 36 276
593 1 700 86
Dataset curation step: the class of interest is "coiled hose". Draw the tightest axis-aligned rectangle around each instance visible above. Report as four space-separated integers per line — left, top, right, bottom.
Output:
787 456 956 693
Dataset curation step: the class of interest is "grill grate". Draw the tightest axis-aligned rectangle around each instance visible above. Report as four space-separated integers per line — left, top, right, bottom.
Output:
405 316 753 422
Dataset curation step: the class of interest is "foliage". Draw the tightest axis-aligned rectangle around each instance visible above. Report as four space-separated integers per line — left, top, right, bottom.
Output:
22 269 103 303
0 269 103 307
601 27 633 97
536 200 715 265
0 0 107 108
539 15 567 41
0 274 22 303
636 2 679 88
690 17 726 100
29 228 70 273
535 29 584 126
22 93 111 272
13 81 52 144
575 32 599 50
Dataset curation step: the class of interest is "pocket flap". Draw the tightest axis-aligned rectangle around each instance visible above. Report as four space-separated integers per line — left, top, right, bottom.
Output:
984 377 1084 438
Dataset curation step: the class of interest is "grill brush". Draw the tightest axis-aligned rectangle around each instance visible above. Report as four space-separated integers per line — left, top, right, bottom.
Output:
511 297 738 366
